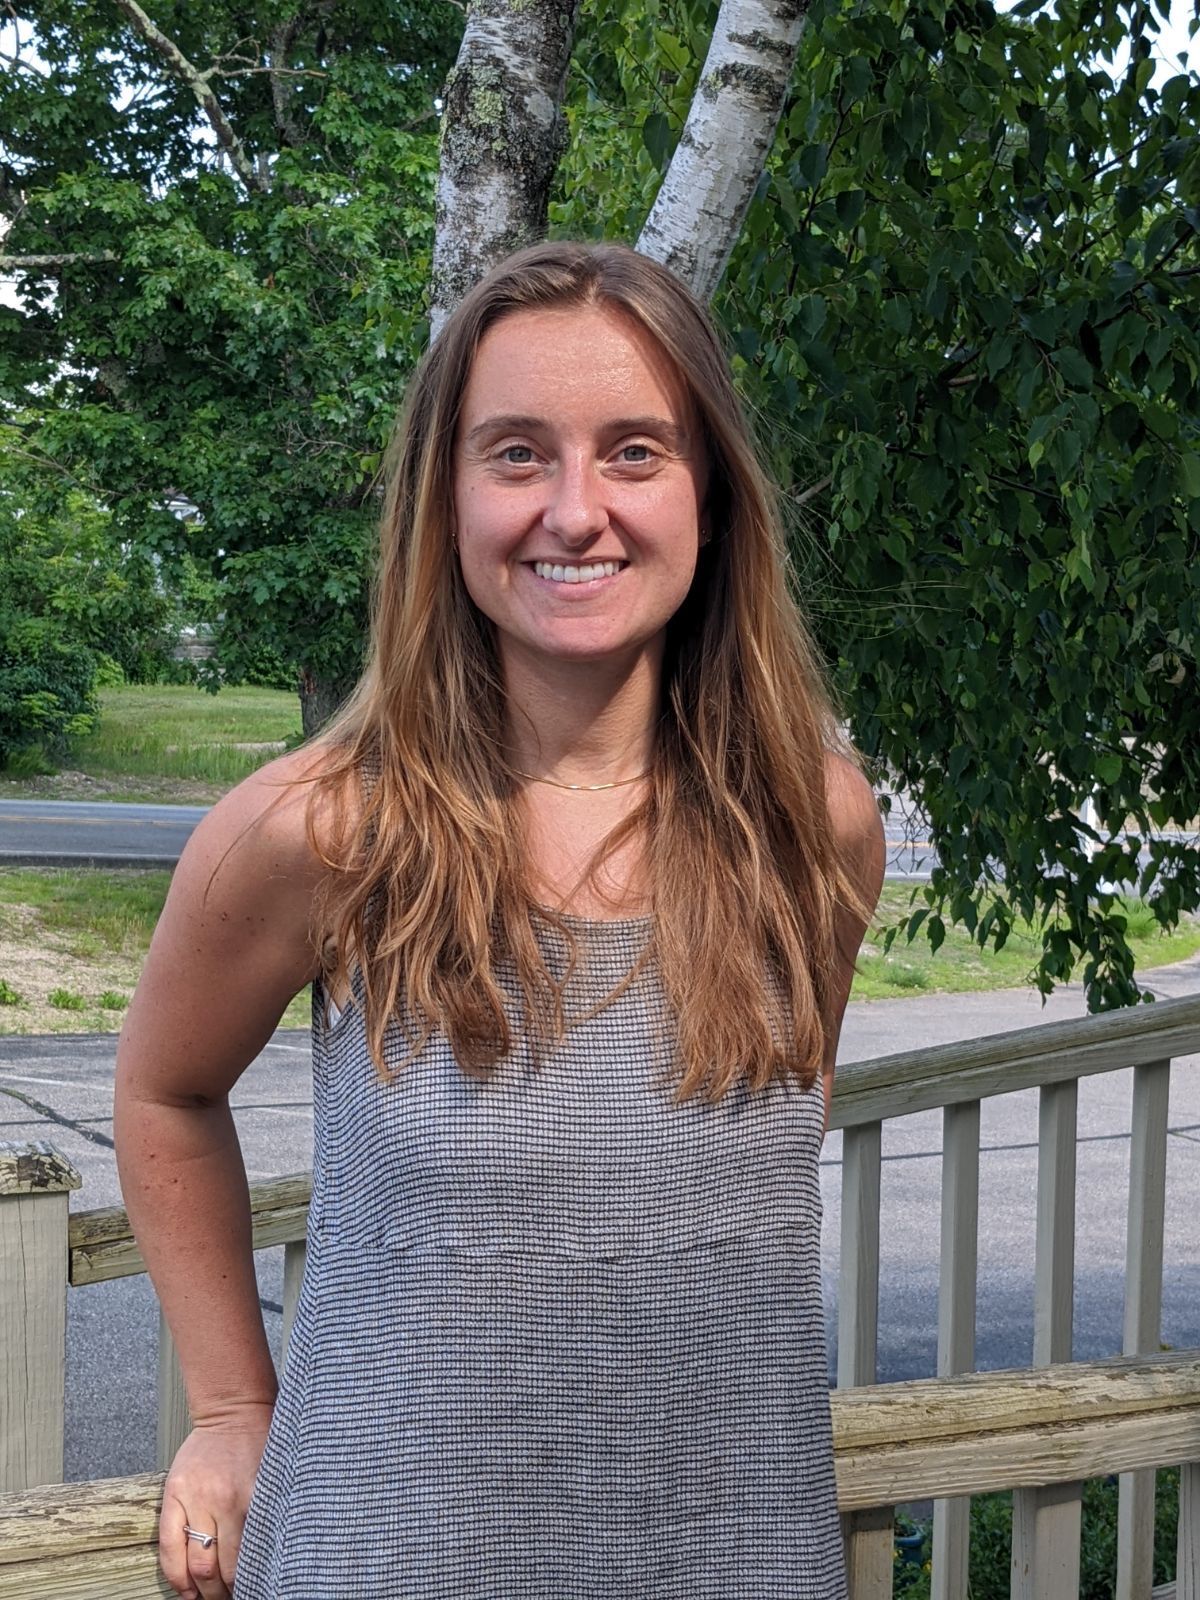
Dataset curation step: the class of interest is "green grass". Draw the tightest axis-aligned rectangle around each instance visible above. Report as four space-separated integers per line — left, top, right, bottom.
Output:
0 868 175 962
0 866 311 1034
48 987 86 1010
72 683 303 785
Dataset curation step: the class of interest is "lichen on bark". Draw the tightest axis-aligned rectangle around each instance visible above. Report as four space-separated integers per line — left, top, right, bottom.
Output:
430 0 580 335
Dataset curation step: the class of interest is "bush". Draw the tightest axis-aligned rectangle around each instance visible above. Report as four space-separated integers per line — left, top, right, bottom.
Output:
0 979 24 1005
0 612 98 767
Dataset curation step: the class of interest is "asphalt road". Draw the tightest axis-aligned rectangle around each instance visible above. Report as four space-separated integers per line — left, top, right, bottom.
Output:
3 795 1195 883
2 954 1197 1485
0 799 208 867
0 795 941 880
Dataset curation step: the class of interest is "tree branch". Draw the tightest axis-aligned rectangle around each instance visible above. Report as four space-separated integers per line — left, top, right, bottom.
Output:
794 473 832 507
430 0 581 338
110 0 266 193
638 0 812 303
268 15 307 147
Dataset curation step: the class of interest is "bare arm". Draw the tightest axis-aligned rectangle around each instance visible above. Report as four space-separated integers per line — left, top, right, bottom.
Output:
820 752 887 1131
113 751 341 1598
113 752 330 1419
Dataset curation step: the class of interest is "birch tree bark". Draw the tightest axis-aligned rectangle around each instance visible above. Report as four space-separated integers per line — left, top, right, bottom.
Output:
429 0 580 339
637 0 811 302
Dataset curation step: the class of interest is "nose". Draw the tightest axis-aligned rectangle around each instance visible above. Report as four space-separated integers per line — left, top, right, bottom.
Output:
541 455 608 546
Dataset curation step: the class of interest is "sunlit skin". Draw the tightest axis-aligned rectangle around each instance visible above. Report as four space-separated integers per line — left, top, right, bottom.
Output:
452 303 709 784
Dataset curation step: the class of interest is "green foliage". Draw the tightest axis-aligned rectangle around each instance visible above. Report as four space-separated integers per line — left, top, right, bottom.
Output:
0 418 189 761
0 980 24 1006
4 0 1199 1005
47 987 86 1010
0 1 463 711
559 0 1200 1010
0 609 97 767
98 990 129 1011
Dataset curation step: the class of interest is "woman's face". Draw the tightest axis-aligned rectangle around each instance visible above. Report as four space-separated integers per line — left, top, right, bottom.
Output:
452 302 709 675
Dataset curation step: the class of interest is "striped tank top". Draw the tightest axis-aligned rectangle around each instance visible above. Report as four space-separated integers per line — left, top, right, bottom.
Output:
233 912 847 1598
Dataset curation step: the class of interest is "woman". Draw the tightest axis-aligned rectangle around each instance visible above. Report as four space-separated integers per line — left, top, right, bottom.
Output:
114 239 885 1600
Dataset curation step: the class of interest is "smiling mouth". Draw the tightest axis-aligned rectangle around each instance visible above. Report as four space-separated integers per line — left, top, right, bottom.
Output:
528 560 629 585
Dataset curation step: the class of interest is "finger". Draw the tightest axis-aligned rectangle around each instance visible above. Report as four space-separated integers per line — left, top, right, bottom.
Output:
159 1493 199 1600
216 1503 246 1594
183 1519 227 1600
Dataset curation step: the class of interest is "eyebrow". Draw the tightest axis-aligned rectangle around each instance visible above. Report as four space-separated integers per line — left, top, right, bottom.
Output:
463 414 690 451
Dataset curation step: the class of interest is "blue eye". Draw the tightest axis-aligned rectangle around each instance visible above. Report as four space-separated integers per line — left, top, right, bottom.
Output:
620 444 652 463
501 445 534 464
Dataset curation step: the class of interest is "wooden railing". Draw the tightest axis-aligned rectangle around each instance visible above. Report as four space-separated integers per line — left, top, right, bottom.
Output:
2 991 1199 1597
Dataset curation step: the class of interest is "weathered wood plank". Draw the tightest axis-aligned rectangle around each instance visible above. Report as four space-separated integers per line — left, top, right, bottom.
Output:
1011 1479 1082 1600
838 1121 881 1391
1033 1077 1078 1368
0 1145 80 1493
838 1120 889 1590
69 1175 312 1286
837 1409 1200 1510
842 1504 893 1598
931 1099 979 1600
1013 1079 1082 1598
0 1543 171 1599
0 1473 163 1564
1178 1461 1199 1600
1118 1059 1172 1600
154 1315 189 1472
834 1351 1199 1448
0 1144 81 1199
829 993 1200 1128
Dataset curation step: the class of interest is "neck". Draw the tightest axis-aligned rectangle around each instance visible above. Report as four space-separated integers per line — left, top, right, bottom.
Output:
501 641 661 784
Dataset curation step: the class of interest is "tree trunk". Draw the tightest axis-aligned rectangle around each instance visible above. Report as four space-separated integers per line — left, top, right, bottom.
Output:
429 0 580 338
637 0 810 303
299 669 354 739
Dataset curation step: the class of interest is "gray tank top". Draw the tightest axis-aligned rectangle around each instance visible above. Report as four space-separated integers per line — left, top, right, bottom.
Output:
234 911 847 1598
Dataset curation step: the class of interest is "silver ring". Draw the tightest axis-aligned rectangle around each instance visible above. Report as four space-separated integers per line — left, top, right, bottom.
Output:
184 1525 218 1548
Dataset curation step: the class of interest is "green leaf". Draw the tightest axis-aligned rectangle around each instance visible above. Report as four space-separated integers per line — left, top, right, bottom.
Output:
641 112 672 172
1052 348 1094 390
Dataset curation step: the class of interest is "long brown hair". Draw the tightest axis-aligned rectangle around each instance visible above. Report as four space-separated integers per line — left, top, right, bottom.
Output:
298 239 874 1103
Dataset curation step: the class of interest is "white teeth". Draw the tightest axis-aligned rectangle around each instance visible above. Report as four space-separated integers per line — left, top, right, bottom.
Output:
533 560 624 583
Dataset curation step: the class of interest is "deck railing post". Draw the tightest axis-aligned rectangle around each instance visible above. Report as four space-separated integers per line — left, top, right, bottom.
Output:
1012 1078 1082 1600
0 1141 82 1492
1178 1460 1199 1600
931 1098 980 1600
1117 1059 1171 1600
156 1311 191 1471
838 1120 892 1597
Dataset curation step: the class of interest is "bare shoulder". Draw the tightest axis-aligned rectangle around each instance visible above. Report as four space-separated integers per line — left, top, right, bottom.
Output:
823 748 886 923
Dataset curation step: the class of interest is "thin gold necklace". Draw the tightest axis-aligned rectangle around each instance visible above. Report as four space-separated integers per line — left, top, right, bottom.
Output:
512 767 650 792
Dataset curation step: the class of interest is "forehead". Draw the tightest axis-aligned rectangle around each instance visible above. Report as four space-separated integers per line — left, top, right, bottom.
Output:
459 303 694 426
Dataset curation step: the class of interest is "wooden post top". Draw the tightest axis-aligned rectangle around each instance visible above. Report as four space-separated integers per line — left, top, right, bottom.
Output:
0 1141 83 1197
